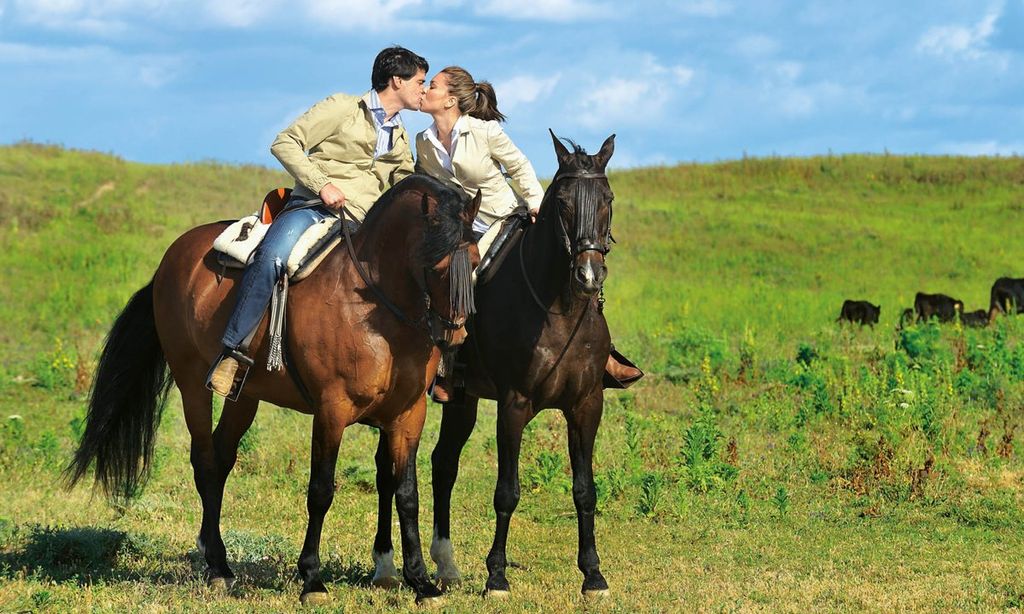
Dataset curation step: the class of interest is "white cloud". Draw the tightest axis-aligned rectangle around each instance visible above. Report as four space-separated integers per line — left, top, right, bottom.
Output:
748 60 857 118
475 0 611 21
205 0 280 28
939 140 1024 156
9 0 166 35
735 35 779 58
0 40 184 88
673 0 732 17
303 0 432 30
916 8 1004 64
494 74 560 110
137 57 184 88
0 41 110 63
573 54 695 129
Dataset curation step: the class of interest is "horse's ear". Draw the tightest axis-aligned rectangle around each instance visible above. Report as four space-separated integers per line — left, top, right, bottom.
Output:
549 128 572 166
461 190 482 227
593 133 615 170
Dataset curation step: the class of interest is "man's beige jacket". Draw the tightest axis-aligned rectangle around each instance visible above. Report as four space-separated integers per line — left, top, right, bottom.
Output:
415 116 544 229
271 92 414 222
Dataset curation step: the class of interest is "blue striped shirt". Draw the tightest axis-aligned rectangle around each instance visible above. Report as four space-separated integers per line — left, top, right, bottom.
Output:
367 90 402 159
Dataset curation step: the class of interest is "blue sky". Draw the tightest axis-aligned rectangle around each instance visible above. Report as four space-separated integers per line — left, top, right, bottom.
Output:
1 0 1021 177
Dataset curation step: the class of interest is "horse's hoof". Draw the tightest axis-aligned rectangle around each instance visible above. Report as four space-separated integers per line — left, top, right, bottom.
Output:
300 591 330 607
484 588 510 599
417 594 445 608
207 576 234 594
583 588 611 600
436 575 461 591
371 575 402 590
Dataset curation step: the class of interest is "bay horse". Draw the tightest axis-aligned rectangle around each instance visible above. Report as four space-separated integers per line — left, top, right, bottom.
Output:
370 131 617 597
66 175 481 605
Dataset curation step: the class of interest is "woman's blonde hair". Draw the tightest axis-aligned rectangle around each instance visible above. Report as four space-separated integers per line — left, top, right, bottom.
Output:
441 66 506 123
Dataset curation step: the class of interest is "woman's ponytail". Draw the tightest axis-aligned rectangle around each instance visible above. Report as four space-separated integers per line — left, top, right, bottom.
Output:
469 81 506 123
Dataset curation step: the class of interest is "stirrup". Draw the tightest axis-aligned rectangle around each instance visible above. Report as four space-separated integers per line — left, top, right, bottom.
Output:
429 375 451 404
206 349 254 400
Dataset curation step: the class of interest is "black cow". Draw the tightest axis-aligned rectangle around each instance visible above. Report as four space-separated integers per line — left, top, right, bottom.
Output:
914 292 964 323
961 309 990 328
837 300 881 327
990 277 1024 318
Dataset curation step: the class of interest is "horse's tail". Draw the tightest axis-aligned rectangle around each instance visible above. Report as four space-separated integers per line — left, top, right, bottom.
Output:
65 280 173 500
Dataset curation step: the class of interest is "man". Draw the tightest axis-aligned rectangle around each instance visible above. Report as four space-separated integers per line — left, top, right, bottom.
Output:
208 46 428 397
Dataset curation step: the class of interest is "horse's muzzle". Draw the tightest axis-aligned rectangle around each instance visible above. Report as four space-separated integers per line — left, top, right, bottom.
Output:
573 257 607 296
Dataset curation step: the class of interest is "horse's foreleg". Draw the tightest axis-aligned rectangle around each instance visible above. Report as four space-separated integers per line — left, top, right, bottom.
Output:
297 411 344 605
485 394 531 596
370 429 401 588
386 406 443 604
429 396 479 588
565 389 609 596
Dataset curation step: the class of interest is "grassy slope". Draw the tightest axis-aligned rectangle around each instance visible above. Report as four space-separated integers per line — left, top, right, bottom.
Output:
1 144 1024 612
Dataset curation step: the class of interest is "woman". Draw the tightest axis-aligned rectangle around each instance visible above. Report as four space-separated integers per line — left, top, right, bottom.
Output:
416 66 642 401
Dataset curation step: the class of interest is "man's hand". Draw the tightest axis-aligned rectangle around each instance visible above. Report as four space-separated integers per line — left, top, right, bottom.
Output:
529 207 540 223
319 183 347 210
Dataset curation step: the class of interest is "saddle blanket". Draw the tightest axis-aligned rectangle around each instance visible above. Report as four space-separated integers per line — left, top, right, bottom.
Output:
211 188 344 282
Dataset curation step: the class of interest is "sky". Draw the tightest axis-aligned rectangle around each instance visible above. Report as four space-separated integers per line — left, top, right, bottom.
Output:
0 0 1021 177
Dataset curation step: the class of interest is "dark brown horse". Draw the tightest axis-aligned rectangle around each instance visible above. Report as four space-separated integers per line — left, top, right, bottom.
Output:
371 132 617 597
67 175 481 605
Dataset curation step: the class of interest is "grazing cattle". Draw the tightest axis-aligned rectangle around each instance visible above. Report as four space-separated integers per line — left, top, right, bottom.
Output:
961 309 990 328
837 300 881 326
914 292 964 323
990 277 1024 318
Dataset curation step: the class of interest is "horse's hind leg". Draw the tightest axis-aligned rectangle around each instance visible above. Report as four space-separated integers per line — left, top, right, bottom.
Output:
180 381 257 589
385 404 443 604
370 430 401 588
564 389 609 597
429 396 479 588
485 393 531 596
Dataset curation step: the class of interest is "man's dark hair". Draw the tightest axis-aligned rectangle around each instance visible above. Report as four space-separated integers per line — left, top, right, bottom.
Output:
371 46 428 92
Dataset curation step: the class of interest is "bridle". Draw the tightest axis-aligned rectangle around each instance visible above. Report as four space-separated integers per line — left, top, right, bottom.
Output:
550 169 613 259
519 168 613 315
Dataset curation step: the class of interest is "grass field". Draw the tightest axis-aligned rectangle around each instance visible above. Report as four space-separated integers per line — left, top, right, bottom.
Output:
2 142 1024 611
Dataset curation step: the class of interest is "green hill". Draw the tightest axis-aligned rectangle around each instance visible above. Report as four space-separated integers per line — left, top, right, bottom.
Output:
1 142 1021 372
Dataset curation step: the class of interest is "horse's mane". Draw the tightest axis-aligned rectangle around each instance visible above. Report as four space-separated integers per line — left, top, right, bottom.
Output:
360 174 468 267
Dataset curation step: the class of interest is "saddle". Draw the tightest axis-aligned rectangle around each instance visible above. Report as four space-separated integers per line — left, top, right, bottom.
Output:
475 207 530 285
212 188 348 282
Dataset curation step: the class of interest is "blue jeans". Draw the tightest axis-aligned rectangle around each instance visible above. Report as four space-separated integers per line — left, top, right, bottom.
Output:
221 199 334 349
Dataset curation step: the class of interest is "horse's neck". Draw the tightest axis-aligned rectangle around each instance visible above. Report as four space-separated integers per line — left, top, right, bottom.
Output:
348 205 420 305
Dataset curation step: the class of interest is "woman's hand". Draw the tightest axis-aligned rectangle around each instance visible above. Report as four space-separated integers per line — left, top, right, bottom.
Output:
319 183 347 210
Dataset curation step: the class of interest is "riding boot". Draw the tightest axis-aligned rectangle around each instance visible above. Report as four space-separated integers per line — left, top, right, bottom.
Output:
206 348 254 398
605 352 643 387
207 354 239 398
